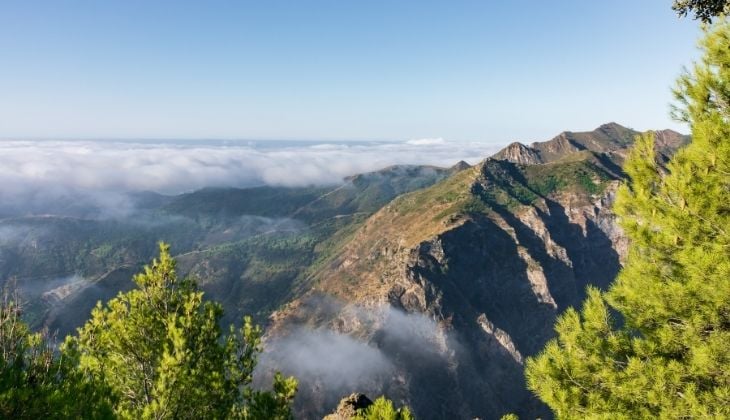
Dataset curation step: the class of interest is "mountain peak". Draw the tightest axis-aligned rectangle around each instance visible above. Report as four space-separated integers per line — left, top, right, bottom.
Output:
451 160 472 171
493 123 644 165
492 142 542 165
596 121 628 132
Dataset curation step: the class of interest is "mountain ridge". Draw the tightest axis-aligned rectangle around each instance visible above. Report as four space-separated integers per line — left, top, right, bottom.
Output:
266 123 688 418
0 122 691 419
493 122 688 165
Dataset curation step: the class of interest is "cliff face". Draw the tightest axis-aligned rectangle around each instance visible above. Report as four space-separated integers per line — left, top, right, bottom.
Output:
272 183 624 419
267 124 685 419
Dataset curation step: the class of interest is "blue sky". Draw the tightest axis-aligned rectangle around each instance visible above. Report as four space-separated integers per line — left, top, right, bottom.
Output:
0 0 701 143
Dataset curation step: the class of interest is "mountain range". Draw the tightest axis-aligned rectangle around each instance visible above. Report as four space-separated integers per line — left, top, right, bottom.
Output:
0 123 689 419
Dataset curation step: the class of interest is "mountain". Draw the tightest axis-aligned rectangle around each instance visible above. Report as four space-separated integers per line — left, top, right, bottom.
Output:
493 122 688 165
0 123 689 419
264 123 689 419
0 163 462 334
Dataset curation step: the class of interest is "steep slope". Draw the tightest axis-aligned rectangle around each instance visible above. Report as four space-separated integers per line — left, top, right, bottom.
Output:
1 164 461 336
268 125 687 419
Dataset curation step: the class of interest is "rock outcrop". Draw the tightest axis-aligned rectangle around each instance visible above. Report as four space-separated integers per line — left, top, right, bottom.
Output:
492 142 542 165
323 393 374 420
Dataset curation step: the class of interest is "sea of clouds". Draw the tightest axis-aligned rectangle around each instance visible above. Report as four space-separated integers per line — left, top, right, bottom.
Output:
0 138 501 217
0 138 499 193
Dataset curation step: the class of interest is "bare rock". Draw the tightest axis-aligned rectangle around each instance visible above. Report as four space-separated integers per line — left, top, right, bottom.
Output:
323 393 374 420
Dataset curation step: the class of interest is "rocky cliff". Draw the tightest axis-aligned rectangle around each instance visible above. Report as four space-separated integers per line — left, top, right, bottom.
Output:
265 124 689 419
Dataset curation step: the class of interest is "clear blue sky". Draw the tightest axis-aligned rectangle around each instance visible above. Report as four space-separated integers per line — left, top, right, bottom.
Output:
0 0 701 143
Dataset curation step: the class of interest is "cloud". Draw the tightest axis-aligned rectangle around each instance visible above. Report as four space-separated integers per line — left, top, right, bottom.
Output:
1 138 495 186
405 137 446 146
0 139 501 217
259 328 395 390
255 297 461 417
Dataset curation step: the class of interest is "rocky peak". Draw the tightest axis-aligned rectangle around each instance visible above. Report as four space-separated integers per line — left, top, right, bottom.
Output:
266 122 690 419
492 123 685 166
596 121 629 137
531 133 585 159
451 160 472 172
492 142 542 165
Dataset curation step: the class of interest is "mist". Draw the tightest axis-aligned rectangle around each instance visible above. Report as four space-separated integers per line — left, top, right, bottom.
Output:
255 297 462 417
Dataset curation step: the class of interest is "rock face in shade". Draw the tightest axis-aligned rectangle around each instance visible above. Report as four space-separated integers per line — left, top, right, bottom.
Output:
267 124 688 420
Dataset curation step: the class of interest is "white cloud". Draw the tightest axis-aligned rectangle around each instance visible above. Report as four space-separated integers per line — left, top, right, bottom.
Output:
0 139 502 216
405 137 446 146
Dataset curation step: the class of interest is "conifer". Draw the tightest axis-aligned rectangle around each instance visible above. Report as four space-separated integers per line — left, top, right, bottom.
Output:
526 18 730 418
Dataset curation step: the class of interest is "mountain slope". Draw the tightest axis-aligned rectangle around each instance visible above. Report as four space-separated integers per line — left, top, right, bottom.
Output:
268 124 687 419
2 164 462 336
0 123 690 418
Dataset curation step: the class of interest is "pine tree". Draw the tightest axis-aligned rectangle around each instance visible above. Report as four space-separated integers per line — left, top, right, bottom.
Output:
354 396 414 420
64 242 297 419
525 18 730 418
673 0 730 22
0 288 113 419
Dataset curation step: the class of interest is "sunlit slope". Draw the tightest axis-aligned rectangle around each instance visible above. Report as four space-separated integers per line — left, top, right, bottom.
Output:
0 164 459 335
276 126 689 419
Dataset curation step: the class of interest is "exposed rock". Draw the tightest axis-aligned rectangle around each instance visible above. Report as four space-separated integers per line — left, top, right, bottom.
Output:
323 393 374 420
276 175 626 418
531 132 585 161
493 142 542 165
493 122 685 166
477 314 523 364
267 123 689 419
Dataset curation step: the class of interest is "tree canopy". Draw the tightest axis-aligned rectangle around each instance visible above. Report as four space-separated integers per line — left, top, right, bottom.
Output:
673 0 729 22
526 18 730 418
64 242 297 419
0 288 113 419
355 396 414 420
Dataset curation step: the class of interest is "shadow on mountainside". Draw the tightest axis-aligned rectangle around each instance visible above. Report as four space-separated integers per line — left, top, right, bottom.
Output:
397 216 553 419
391 192 621 418
538 199 621 294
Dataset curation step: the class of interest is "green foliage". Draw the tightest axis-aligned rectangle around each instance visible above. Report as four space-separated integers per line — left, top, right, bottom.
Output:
524 157 613 197
673 0 729 22
526 19 730 418
0 289 113 419
355 396 414 420
65 242 297 419
499 414 519 420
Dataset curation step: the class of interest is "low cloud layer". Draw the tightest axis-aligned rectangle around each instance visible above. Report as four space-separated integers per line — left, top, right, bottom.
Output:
0 139 499 193
0 139 500 217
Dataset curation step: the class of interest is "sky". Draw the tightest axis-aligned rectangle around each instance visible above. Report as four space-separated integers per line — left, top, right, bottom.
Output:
0 0 702 143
